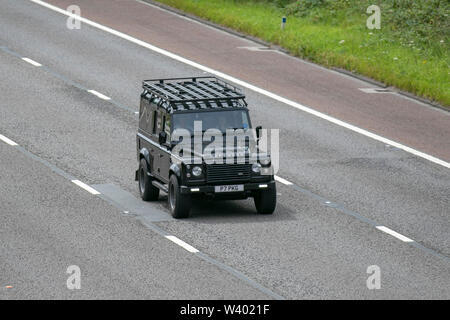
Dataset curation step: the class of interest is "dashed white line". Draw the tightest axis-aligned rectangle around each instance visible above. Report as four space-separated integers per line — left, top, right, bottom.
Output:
88 90 111 101
71 180 101 195
21 57 42 67
275 175 293 185
376 226 414 243
165 235 199 253
30 0 450 170
0 134 18 146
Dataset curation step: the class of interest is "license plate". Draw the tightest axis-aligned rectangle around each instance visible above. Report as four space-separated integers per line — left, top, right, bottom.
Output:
215 185 244 193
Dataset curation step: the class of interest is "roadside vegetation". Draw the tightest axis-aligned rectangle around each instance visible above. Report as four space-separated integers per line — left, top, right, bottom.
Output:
153 0 449 106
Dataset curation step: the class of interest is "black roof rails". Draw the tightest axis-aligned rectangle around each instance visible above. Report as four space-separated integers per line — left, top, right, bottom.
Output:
142 77 247 111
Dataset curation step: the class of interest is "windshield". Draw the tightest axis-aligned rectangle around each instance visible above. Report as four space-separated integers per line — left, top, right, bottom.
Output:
172 110 250 134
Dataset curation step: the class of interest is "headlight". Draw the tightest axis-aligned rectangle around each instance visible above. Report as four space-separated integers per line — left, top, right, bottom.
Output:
192 166 203 177
259 157 271 166
252 163 261 173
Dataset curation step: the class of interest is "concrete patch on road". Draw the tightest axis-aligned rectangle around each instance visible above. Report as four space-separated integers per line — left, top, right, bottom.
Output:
237 46 279 53
359 88 395 94
93 183 173 222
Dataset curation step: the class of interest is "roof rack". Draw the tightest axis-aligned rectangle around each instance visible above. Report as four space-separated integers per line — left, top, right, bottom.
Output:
142 77 247 111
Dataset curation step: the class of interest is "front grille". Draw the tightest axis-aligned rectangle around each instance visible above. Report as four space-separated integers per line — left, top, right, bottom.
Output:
206 163 251 183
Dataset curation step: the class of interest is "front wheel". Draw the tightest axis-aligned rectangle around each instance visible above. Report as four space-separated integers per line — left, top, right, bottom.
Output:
168 174 191 219
254 185 277 214
138 159 160 201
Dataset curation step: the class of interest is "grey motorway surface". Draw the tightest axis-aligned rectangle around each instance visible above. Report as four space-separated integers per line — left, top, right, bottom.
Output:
0 141 271 299
0 0 449 299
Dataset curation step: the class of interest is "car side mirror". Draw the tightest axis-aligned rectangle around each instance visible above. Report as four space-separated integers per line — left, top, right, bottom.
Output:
159 131 167 145
256 126 262 140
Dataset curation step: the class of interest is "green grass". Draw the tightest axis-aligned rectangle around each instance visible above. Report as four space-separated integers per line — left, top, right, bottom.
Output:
153 0 449 106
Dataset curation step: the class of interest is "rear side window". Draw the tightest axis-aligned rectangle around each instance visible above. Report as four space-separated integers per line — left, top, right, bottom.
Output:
140 97 153 133
153 110 163 134
152 111 157 134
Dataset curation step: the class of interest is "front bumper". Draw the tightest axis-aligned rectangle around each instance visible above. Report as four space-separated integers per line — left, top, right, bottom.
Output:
180 180 275 195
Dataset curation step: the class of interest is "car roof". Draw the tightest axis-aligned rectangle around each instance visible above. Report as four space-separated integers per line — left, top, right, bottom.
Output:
142 77 247 113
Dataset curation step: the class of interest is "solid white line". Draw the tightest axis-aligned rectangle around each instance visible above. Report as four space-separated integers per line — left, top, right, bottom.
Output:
376 226 414 243
71 180 101 195
30 0 450 170
0 134 18 146
275 175 293 185
22 57 42 67
88 90 111 100
165 235 199 253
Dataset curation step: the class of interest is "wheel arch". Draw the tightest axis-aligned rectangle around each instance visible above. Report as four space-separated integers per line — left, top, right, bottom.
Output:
169 163 181 180
139 148 151 165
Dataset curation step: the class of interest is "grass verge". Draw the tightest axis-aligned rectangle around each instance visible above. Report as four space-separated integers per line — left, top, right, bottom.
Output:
152 0 449 107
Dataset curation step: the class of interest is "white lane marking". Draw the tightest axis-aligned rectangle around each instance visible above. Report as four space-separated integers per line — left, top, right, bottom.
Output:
275 175 293 185
0 134 18 146
21 57 42 67
87 90 111 100
165 235 199 253
30 0 450 170
376 226 414 243
71 180 101 195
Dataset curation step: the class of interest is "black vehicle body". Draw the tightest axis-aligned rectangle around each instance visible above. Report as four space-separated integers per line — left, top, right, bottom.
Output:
135 77 276 218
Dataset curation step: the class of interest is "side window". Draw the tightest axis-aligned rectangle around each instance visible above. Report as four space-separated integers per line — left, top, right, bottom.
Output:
164 114 171 142
154 110 163 134
140 93 150 118
152 110 158 134
157 111 163 132
139 99 144 116
140 98 154 134
139 98 145 129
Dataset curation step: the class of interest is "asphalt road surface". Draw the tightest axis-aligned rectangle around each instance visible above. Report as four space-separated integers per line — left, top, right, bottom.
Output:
0 0 449 299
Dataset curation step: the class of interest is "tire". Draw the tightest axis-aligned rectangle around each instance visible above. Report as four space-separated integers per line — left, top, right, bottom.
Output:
254 184 277 214
138 158 160 201
168 174 191 219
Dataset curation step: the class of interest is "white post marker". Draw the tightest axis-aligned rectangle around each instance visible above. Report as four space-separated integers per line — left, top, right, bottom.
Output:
281 16 286 29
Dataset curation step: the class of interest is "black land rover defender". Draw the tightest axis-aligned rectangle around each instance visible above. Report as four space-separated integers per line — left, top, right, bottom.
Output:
135 77 276 218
